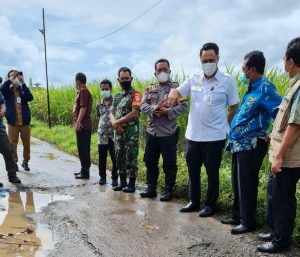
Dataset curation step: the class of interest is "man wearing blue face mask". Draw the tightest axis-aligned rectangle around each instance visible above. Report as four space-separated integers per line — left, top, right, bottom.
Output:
96 79 118 186
222 51 282 235
167 42 239 217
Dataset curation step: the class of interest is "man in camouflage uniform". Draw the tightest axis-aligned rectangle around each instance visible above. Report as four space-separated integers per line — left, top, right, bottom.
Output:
140 59 187 201
110 67 141 193
257 38 300 253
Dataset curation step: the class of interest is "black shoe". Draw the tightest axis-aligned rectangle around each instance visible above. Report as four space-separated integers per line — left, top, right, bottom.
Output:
21 162 30 171
231 224 255 235
258 233 274 241
221 218 240 225
113 183 127 191
257 238 291 253
160 191 173 202
112 179 118 187
140 188 157 198
0 182 3 187
122 185 135 193
180 201 200 213
99 178 107 185
74 171 81 176
122 178 135 193
199 206 215 217
8 176 21 184
75 174 89 179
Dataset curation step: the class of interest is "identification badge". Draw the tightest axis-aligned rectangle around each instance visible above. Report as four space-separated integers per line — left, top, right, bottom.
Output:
16 97 21 104
203 94 212 105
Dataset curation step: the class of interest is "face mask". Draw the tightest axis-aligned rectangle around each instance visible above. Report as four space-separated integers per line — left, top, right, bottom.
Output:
120 81 131 91
101 90 111 99
12 78 21 87
202 63 217 76
156 72 170 83
239 73 249 85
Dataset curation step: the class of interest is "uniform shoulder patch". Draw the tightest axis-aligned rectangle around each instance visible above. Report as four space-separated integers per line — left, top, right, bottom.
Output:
132 90 142 108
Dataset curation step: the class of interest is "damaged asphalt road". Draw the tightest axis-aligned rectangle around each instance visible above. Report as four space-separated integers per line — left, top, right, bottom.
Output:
0 137 298 257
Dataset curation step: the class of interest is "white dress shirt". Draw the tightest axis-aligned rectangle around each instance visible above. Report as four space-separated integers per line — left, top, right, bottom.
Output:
177 69 239 142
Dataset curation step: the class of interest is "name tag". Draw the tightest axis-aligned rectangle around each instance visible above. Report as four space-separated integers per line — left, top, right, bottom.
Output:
16 97 21 104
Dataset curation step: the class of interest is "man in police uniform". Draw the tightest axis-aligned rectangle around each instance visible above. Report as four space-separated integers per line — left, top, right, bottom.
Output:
257 38 300 253
110 67 141 193
140 59 187 201
167 42 239 217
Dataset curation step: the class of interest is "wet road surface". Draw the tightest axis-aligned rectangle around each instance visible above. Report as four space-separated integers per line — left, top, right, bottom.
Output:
0 137 298 257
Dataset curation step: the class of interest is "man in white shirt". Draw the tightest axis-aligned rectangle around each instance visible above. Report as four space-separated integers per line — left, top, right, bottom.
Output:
167 42 239 217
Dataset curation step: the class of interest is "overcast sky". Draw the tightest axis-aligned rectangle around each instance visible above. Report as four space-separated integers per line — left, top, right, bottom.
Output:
0 0 299 87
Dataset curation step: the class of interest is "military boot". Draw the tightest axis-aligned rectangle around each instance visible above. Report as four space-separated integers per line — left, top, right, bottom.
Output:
123 178 136 193
140 185 157 198
160 186 173 202
113 176 127 191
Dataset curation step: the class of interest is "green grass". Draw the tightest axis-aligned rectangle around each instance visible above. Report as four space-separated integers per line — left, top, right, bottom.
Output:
29 69 300 237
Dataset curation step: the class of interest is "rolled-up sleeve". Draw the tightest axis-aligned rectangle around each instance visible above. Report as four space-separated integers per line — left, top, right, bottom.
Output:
288 88 300 125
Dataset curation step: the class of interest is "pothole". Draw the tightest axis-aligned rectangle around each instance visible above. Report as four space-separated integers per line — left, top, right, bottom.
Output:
0 191 72 256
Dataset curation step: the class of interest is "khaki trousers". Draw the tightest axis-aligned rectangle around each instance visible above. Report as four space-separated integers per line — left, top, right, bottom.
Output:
7 125 31 164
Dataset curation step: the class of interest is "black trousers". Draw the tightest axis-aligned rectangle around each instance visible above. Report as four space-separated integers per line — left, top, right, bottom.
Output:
143 132 177 189
98 138 118 180
0 128 17 176
266 167 300 239
186 139 226 208
231 138 268 227
76 130 91 175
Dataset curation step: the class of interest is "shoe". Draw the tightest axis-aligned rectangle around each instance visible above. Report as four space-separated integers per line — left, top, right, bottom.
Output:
21 162 30 171
74 171 81 176
231 224 255 235
199 206 215 217
8 176 21 184
0 182 3 187
75 174 89 179
258 233 274 241
257 238 291 253
112 179 118 187
221 218 240 225
122 178 136 193
180 201 200 213
140 187 157 198
160 191 173 202
99 178 107 185
113 183 127 191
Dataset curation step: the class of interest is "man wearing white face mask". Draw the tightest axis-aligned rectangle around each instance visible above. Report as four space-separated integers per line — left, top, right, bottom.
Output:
167 42 239 217
0 70 33 172
140 59 187 201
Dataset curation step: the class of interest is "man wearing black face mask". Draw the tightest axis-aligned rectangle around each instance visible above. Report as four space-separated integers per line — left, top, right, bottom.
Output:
110 67 142 193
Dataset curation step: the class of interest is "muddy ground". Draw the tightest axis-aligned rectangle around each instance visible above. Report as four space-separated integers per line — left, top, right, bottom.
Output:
0 137 298 257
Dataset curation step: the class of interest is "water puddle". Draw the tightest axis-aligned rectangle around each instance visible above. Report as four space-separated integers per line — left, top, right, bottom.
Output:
0 191 72 257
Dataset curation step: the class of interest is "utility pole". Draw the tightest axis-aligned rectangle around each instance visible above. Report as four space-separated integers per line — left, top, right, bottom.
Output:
39 8 51 128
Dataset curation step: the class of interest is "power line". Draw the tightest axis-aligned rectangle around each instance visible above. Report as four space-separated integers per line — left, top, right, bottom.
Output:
48 0 163 45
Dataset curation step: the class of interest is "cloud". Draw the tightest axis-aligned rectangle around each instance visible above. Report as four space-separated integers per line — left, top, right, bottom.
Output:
0 0 299 87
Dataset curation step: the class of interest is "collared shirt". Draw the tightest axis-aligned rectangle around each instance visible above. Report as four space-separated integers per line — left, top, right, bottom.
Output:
288 73 300 125
73 86 93 130
177 69 239 142
141 81 187 137
97 98 113 145
0 92 5 129
111 87 141 129
229 76 282 153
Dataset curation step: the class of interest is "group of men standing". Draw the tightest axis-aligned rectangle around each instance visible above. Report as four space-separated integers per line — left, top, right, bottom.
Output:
70 37 300 254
